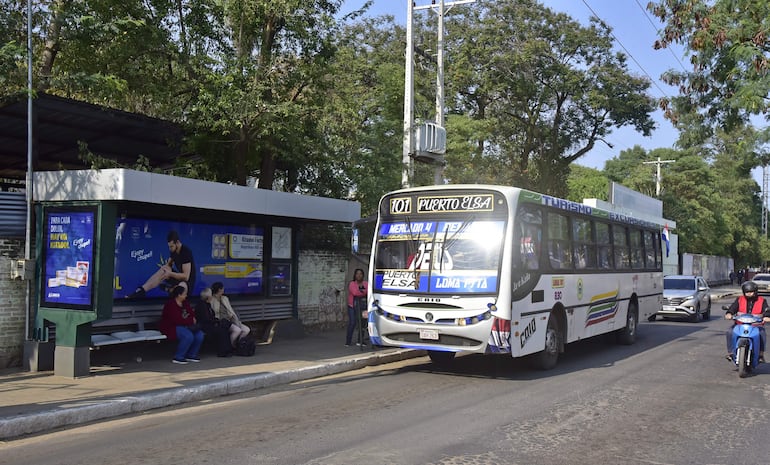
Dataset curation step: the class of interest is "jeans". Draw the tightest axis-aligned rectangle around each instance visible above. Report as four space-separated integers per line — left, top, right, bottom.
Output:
346 306 365 345
175 326 205 360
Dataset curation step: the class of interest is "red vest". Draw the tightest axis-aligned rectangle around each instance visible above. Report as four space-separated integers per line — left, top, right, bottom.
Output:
738 296 765 314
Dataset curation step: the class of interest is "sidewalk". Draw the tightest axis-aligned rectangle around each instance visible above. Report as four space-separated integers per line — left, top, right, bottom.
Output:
712 283 741 299
0 329 424 441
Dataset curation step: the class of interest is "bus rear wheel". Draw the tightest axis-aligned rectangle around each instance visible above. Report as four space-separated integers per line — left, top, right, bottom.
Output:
616 302 638 345
530 316 560 370
428 350 456 366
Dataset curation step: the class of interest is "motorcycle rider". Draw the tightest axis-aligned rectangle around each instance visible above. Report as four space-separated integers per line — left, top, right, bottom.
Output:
725 280 770 363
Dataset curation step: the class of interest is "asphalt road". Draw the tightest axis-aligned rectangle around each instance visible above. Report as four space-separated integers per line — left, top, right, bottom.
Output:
2 295 769 465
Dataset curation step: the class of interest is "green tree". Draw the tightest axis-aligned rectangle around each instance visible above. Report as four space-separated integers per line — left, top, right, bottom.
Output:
649 0 770 137
443 0 655 195
604 146 678 198
658 150 720 254
707 126 767 265
316 16 408 215
566 164 609 203
0 0 27 97
186 0 346 188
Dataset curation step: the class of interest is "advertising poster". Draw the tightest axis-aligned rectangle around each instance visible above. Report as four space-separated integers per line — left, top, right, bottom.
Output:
114 218 264 299
42 210 96 308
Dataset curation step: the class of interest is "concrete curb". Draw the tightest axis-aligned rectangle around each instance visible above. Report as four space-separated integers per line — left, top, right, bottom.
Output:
0 349 424 440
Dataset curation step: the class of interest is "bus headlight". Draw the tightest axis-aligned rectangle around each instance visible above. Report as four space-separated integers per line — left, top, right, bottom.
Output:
487 302 497 312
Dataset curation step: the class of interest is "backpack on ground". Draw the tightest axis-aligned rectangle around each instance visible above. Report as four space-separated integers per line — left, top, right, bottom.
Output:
235 337 256 356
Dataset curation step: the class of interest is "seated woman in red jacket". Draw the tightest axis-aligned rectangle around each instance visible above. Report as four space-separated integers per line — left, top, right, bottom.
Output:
160 283 205 364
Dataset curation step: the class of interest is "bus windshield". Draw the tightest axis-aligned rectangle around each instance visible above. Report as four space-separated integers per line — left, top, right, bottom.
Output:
373 218 505 294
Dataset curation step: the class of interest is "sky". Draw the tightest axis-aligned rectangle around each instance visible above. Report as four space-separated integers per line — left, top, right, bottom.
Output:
338 0 689 171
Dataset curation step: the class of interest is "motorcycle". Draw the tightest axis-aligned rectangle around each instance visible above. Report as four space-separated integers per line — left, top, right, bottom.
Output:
723 305 765 378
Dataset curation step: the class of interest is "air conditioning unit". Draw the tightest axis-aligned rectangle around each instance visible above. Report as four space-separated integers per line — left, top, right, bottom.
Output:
413 122 446 164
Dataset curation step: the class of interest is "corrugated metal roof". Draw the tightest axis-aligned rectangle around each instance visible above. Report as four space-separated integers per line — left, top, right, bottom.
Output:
0 93 185 180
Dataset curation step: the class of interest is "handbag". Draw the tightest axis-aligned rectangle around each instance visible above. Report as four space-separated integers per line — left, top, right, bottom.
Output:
217 318 232 328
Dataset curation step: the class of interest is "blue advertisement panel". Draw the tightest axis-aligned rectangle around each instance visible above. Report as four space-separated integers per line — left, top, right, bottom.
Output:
114 218 264 299
42 210 96 309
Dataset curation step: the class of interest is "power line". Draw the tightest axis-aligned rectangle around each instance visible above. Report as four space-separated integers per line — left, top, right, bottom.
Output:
579 0 670 98
632 0 688 73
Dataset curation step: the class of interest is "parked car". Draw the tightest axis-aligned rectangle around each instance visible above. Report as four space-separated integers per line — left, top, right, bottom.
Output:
651 275 711 322
751 273 770 295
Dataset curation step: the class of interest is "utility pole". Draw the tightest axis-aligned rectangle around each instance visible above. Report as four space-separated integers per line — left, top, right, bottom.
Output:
25 0 34 340
401 0 415 189
432 0 445 185
403 0 475 188
642 157 675 197
762 165 770 237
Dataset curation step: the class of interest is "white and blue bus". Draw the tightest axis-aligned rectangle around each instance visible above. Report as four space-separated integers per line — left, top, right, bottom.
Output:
366 185 663 369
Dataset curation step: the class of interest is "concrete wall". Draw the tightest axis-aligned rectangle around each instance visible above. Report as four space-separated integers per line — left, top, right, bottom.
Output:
296 250 349 332
0 239 26 368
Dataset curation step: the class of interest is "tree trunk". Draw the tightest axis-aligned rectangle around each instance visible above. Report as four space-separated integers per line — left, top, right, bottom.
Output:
234 126 249 186
38 0 71 91
258 148 276 190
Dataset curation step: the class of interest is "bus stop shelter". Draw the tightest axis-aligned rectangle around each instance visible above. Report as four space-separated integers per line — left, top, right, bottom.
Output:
31 169 360 377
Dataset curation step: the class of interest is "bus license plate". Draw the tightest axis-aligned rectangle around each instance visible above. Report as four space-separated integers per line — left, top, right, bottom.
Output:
419 329 439 340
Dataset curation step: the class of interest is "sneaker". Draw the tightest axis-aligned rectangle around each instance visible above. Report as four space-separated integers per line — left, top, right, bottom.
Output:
185 357 201 363
725 353 734 362
172 358 188 364
126 287 146 299
344 343 351 347
356 342 367 347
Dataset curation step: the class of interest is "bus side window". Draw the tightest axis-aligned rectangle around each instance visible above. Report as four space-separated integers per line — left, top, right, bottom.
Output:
630 229 644 268
613 226 630 269
596 222 612 269
572 217 595 270
643 230 656 269
547 212 572 270
517 207 542 270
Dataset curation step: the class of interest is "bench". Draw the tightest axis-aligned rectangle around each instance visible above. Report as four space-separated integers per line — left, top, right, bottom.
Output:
90 297 292 348
90 308 167 349
91 329 167 347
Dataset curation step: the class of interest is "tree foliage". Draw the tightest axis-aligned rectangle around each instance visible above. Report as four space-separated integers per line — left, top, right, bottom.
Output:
649 0 770 266
0 1 27 97
649 0 770 137
566 164 609 203
318 16 409 215
5 0 767 265
442 0 655 196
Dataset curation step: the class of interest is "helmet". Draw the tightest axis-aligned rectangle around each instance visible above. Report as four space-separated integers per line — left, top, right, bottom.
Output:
742 281 758 296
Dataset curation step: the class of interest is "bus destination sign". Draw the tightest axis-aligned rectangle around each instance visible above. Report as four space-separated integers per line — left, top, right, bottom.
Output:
389 194 494 215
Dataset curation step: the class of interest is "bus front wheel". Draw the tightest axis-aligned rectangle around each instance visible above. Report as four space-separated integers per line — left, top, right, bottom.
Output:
530 316 560 370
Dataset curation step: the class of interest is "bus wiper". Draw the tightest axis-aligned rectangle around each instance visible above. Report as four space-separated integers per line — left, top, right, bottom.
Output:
403 215 426 290
404 215 415 269
439 215 473 271
439 224 450 273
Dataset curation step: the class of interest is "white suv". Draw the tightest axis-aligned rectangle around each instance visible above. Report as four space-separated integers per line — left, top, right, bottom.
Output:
652 275 711 322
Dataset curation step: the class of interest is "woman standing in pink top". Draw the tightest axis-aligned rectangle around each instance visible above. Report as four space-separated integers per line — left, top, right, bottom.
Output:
346 268 368 346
